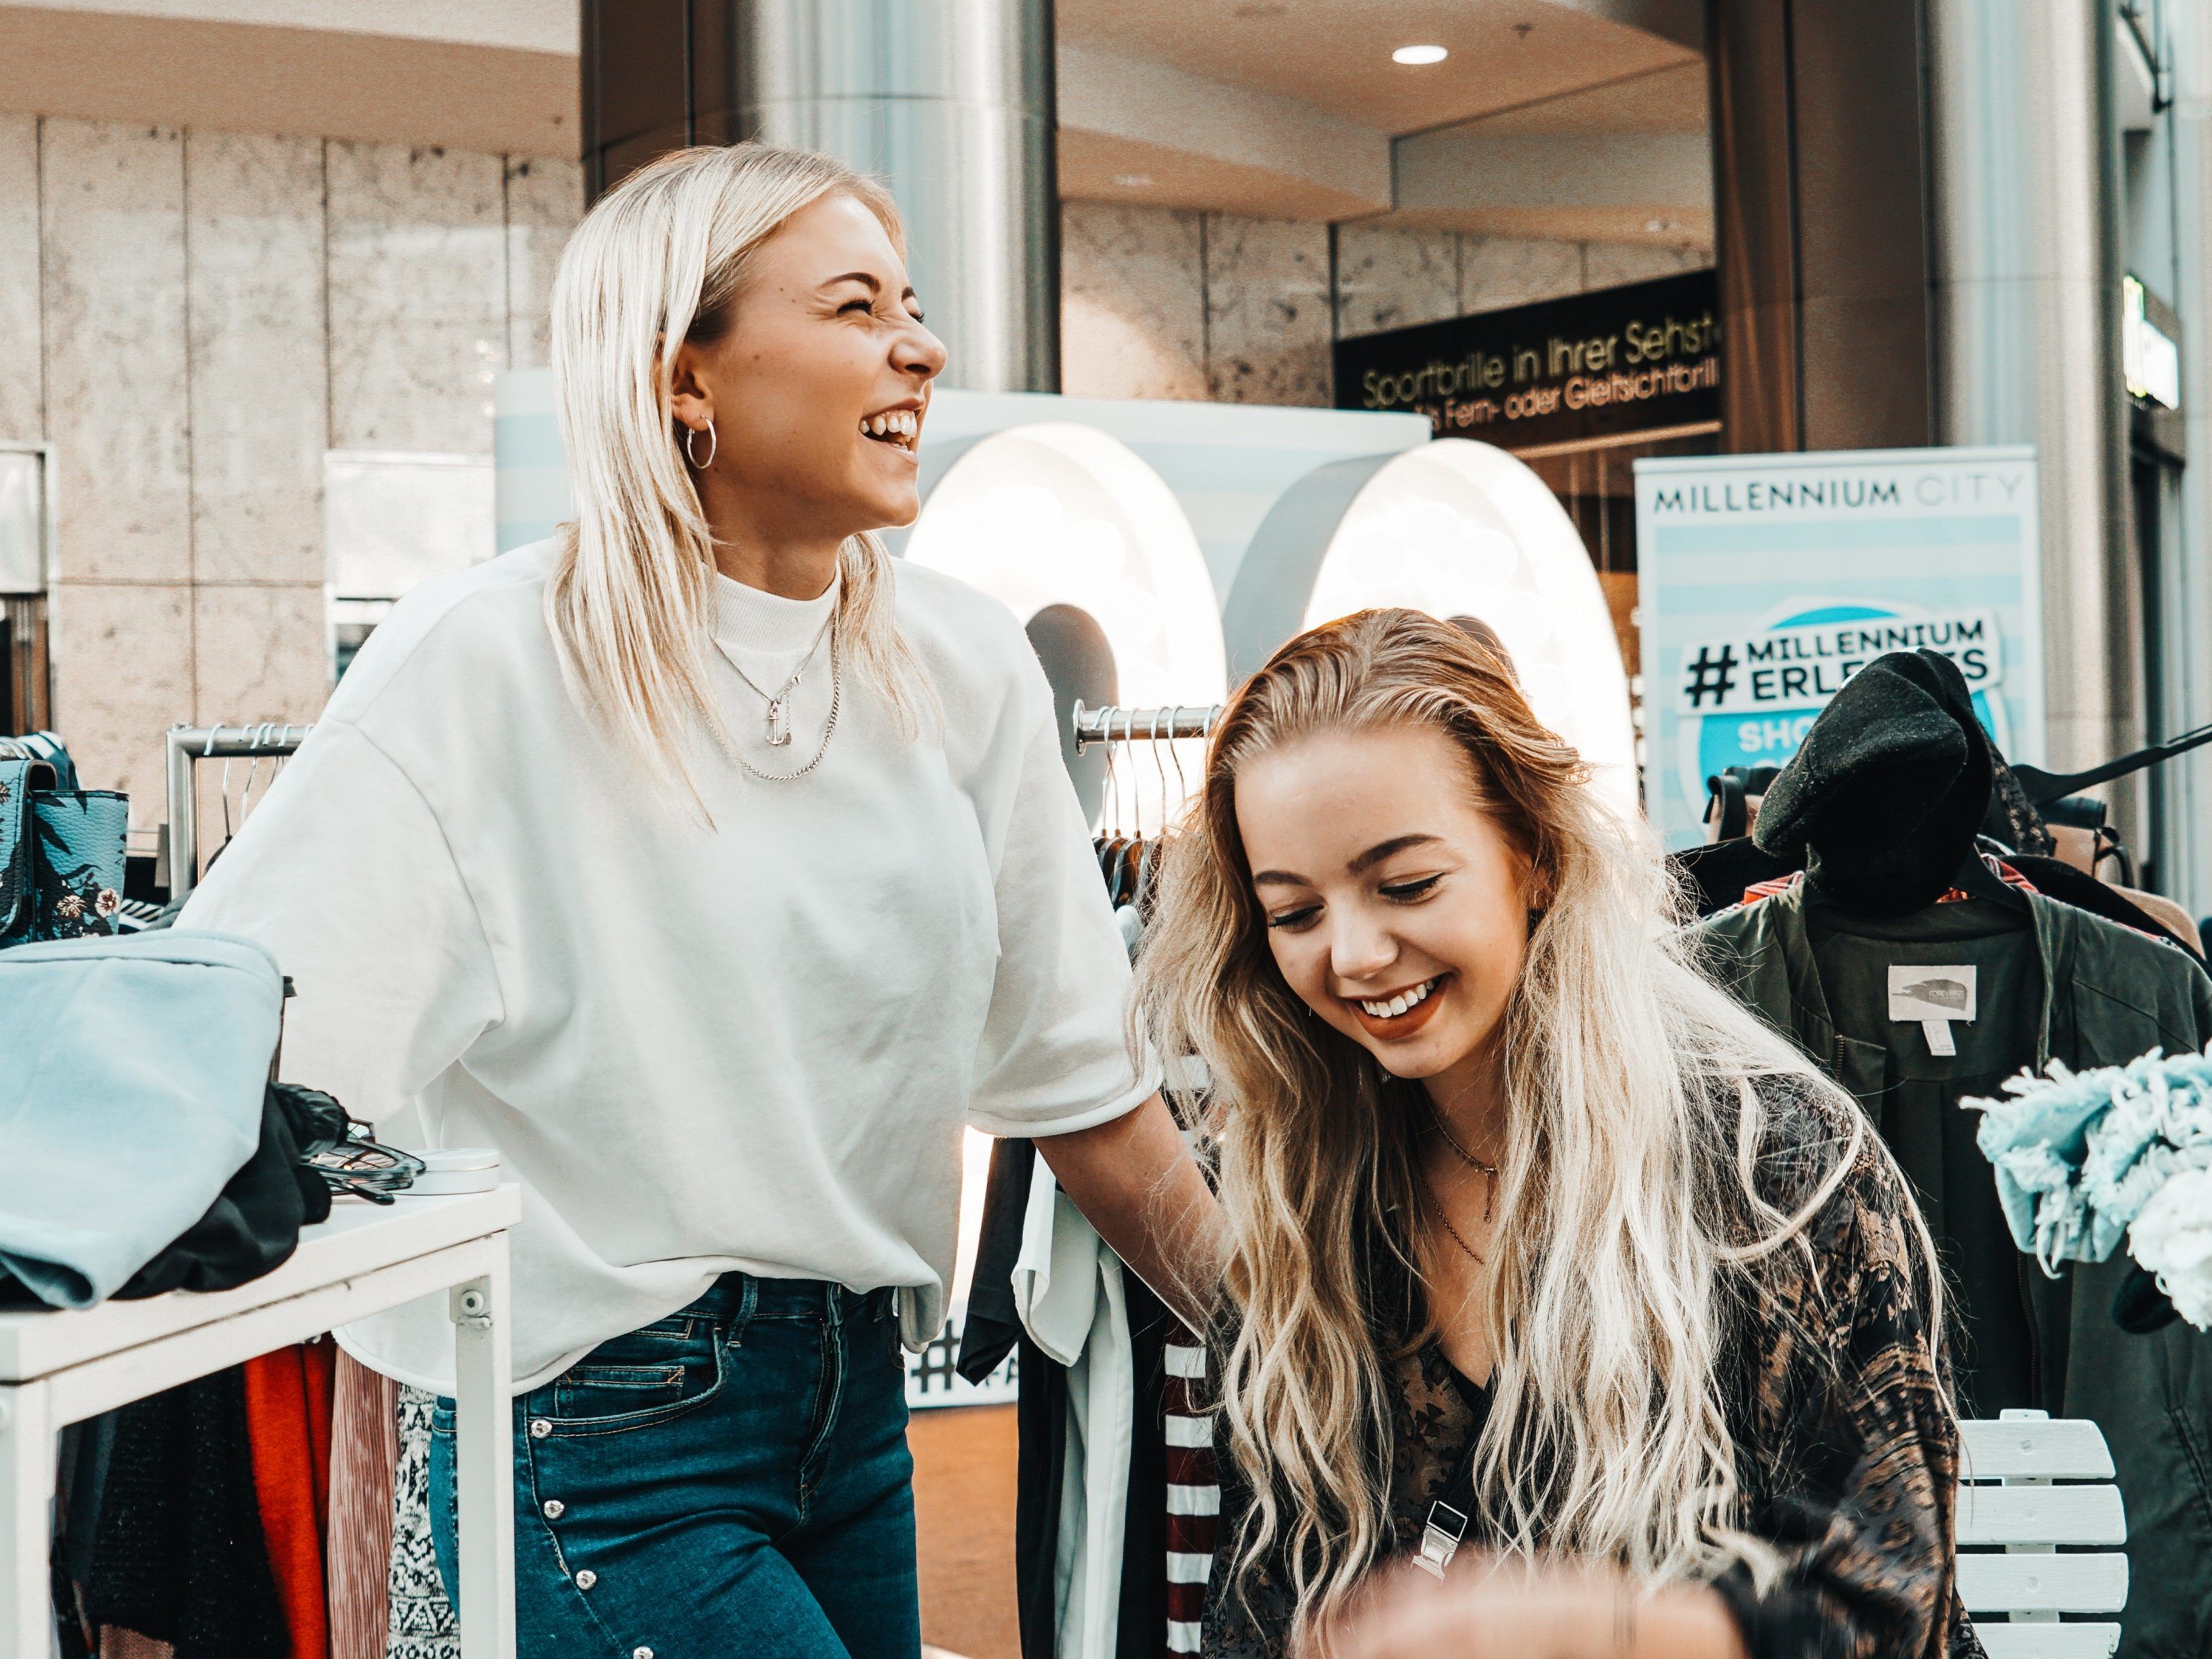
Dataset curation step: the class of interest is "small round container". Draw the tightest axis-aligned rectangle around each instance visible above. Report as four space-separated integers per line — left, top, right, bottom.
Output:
406 1147 502 1196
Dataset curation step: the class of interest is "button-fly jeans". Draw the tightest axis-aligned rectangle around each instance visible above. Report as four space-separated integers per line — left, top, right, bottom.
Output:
429 1274 920 1659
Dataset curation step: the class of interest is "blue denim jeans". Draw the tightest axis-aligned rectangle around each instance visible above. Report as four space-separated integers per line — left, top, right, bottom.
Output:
429 1275 919 1659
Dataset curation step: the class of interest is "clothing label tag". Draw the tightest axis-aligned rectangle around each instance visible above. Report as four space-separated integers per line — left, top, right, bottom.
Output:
1889 965 1975 1057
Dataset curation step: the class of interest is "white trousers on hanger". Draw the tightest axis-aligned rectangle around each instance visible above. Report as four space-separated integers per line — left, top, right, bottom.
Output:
1011 1154 1132 1659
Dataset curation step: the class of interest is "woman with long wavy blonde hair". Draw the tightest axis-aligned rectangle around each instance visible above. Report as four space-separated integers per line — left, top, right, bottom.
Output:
184 142 1217 1658
1134 610 1974 1659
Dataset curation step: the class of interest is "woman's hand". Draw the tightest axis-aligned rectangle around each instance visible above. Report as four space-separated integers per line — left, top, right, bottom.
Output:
1317 1555 1748 1659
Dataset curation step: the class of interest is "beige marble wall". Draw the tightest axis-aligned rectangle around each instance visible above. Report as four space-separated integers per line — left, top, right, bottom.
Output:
1061 202 1208 402
7 114 582 829
327 141 508 453
1335 222 1461 339
187 130 327 589
46 583 192 825
1583 240 1706 291
0 115 40 444
193 584 330 728
1057 205 1713 409
506 155 582 371
1205 214 1331 407
1460 235 1586 315
42 119 192 585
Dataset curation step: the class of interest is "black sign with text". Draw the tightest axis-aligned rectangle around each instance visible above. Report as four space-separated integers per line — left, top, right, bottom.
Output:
1333 268 1720 449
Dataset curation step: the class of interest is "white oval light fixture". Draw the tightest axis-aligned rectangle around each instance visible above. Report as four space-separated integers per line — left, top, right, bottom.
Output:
1393 42 1448 64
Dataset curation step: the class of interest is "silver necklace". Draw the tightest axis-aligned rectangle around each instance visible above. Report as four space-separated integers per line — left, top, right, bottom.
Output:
710 620 841 782
718 607 835 748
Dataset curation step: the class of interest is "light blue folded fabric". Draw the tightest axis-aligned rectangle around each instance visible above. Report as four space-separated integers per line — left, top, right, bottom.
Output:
0 930 282 1306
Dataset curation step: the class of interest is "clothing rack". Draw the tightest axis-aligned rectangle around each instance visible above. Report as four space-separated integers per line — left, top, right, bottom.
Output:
165 721 314 901
1070 702 1222 756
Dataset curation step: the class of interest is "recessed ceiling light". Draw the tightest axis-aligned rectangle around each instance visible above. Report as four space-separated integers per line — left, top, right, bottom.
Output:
1393 43 1449 65
1113 173 1154 188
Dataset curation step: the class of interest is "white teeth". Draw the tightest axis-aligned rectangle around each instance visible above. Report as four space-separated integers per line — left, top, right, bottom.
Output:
1358 977 1437 1020
863 412 917 444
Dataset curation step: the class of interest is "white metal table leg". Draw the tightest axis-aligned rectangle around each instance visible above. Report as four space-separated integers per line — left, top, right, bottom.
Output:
450 1234 515 1659
0 1381 54 1659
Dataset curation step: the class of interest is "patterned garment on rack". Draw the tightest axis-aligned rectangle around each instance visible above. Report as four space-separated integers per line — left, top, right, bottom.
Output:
1163 1338 1219 1655
387 1386 457 1659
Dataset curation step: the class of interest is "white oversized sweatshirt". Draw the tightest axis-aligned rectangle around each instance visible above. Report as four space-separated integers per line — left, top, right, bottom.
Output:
183 541 1151 1393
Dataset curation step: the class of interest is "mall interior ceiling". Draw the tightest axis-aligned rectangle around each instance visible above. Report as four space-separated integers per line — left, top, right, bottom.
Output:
1057 0 1710 248
0 0 1715 259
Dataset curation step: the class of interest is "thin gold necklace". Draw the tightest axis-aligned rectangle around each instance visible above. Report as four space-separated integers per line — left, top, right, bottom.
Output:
1422 1166 1488 1265
1427 1100 1500 1180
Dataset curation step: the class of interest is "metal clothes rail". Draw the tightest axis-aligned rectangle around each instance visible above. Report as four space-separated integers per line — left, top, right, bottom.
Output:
164 722 314 900
1070 702 1223 755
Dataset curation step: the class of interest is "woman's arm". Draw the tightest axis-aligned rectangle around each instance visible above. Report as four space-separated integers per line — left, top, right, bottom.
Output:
1038 1092 1223 1332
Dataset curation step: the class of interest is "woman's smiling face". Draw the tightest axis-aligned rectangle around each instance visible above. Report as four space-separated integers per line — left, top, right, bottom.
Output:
1233 722 1535 1089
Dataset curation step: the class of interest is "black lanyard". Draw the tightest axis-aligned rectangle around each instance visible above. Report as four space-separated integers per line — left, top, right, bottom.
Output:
1412 1364 1491 1576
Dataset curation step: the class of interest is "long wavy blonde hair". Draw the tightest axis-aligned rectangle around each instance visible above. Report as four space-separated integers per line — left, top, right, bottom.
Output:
546 143 936 806
1134 610 1944 1645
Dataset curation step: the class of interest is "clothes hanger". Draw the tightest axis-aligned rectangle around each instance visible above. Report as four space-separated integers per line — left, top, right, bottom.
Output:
1947 846 2033 915
2008 720 2212 808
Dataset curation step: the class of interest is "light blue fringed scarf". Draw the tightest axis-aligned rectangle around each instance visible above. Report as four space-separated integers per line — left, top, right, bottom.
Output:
1968 1044 2212 1327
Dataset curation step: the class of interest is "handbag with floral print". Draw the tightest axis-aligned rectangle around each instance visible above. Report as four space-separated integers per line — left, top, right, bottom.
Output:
0 735 127 947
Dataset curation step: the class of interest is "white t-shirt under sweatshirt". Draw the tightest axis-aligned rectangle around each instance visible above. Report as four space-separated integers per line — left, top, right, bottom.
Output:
181 541 1152 1394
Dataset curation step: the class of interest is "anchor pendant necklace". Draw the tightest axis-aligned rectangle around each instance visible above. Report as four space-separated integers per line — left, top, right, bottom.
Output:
718 606 836 749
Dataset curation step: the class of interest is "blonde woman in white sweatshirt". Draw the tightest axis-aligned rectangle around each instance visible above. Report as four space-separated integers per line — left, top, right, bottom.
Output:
186 143 1215 1659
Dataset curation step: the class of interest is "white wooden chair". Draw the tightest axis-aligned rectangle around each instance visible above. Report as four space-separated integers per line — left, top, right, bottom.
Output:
1958 1410 2128 1659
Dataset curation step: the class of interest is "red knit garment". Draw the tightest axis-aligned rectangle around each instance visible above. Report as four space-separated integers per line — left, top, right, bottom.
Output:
243 1340 337 1659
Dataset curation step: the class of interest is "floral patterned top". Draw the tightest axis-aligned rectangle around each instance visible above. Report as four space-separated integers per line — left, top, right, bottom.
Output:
1201 1077 1984 1659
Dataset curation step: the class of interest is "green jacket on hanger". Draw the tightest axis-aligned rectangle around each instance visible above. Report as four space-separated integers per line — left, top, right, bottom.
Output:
1693 878 2212 1659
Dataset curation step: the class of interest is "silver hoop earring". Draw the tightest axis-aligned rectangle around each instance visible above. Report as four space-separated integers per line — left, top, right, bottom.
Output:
685 422 717 470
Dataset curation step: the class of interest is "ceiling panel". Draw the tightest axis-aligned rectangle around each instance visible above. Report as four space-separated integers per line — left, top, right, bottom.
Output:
1054 0 1697 137
1468 58 1708 132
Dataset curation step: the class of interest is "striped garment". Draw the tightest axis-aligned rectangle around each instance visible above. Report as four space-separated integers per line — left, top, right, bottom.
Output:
1163 1339 1219 1655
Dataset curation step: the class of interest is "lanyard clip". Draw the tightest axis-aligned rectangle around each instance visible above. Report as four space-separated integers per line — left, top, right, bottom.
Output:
1414 1501 1470 1578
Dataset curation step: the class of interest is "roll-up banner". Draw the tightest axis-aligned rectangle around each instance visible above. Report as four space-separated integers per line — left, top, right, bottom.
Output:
1635 447 2044 850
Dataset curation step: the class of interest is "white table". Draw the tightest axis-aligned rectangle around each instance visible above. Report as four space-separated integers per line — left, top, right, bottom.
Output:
0 1187 520 1659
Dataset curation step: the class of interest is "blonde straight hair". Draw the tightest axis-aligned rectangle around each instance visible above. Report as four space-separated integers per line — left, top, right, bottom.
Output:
1133 610 1948 1645
545 143 936 805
